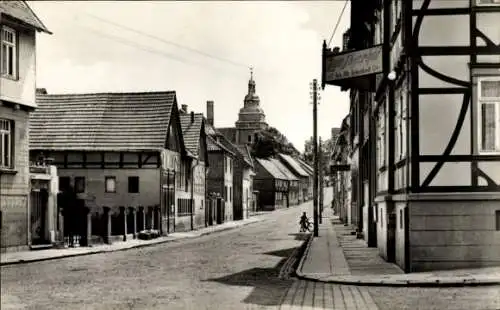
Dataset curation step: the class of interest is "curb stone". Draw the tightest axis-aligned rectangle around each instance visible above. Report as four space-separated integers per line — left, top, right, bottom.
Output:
294 232 500 287
1 218 264 267
278 234 311 280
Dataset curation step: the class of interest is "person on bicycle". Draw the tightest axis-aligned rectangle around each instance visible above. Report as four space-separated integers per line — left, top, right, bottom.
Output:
299 212 310 232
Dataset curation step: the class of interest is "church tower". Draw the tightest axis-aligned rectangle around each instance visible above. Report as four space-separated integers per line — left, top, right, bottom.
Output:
235 68 268 145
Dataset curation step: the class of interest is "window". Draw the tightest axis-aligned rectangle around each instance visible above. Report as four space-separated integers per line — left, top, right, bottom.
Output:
128 176 139 193
177 198 192 216
377 105 387 168
478 79 500 154
0 119 13 169
1 26 16 78
229 186 232 202
248 135 252 143
395 85 408 160
400 209 403 229
224 186 228 201
105 176 116 193
74 177 85 193
59 176 71 191
476 0 500 5
496 210 500 231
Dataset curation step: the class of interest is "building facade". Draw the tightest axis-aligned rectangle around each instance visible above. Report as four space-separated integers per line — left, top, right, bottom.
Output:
0 1 51 252
278 153 310 203
254 158 291 210
29 91 198 246
179 106 209 231
325 0 500 272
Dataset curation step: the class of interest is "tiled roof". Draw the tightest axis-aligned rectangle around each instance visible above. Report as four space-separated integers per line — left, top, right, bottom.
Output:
206 135 234 155
271 158 298 181
0 1 51 33
179 112 204 157
217 127 237 143
278 153 309 177
296 158 314 176
256 158 288 180
206 135 222 152
215 132 252 167
30 91 176 151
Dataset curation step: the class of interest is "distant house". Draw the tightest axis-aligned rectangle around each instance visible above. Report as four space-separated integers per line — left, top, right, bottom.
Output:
331 116 351 225
272 158 300 207
205 134 235 224
0 1 51 252
254 158 290 210
295 158 314 200
179 105 209 231
277 153 310 203
215 133 255 220
29 90 195 245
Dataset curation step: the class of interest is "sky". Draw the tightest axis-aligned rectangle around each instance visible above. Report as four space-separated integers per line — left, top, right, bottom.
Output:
28 1 351 153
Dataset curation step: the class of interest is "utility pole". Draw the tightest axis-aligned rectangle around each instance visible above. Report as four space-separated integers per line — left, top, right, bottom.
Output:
319 137 323 224
310 79 320 237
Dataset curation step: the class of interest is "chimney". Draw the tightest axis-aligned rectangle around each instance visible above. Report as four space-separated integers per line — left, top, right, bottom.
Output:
181 104 188 113
190 111 195 123
36 88 47 95
207 101 214 126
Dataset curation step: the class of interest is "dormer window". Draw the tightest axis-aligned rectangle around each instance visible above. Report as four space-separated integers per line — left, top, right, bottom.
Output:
1 26 17 79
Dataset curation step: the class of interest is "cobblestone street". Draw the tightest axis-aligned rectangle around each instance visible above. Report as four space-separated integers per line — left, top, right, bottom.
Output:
1 196 499 309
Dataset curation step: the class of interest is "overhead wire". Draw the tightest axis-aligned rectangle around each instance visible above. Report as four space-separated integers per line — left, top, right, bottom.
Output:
82 11 250 69
327 0 349 48
45 13 249 76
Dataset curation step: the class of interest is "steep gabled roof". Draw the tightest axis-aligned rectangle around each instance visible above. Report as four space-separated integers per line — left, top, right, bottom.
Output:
30 91 178 152
0 1 51 33
296 158 314 176
179 112 204 158
206 135 235 155
278 153 309 177
256 158 288 180
271 158 299 181
215 131 252 167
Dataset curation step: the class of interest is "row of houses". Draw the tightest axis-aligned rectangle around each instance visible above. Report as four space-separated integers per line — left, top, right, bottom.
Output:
0 1 314 252
327 0 500 272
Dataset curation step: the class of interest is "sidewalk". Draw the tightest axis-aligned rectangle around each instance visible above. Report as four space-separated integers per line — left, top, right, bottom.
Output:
1 216 264 266
296 208 500 287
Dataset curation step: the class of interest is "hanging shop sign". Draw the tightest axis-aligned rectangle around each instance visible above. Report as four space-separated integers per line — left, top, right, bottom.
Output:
322 43 383 92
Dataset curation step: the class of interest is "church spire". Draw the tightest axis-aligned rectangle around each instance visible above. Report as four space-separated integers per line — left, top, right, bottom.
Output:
248 66 256 95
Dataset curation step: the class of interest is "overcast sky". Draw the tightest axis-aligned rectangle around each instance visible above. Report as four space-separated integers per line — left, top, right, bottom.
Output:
28 1 350 153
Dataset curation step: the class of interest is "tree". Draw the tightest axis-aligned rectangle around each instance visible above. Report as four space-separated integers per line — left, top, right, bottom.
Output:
302 136 334 176
250 126 300 158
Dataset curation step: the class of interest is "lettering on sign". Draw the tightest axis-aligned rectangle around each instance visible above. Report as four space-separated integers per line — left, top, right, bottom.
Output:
325 45 383 82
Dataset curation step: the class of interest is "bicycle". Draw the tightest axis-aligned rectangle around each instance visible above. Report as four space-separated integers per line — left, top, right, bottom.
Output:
299 220 313 233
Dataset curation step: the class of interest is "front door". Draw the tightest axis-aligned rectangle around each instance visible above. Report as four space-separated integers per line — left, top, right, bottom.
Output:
30 184 49 245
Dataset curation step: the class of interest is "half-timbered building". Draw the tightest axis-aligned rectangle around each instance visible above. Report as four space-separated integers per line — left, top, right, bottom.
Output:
254 158 292 210
324 0 500 272
179 105 209 231
29 90 195 245
295 158 314 200
277 153 310 203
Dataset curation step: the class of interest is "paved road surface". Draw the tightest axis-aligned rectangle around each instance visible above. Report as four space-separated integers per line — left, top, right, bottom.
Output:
2 188 499 309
